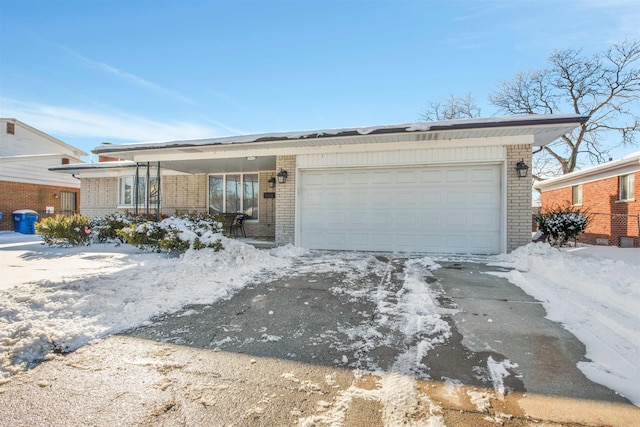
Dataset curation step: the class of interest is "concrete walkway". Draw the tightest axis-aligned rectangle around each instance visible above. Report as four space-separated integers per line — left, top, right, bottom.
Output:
1 254 638 426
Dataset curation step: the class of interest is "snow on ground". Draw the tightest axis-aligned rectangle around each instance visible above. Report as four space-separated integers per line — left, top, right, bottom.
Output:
490 242 640 406
1 231 639 409
0 232 295 377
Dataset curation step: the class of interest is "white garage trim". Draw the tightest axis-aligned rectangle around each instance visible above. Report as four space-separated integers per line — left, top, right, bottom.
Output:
296 162 504 254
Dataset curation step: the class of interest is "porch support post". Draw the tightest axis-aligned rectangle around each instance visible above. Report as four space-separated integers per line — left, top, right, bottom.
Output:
156 161 161 221
146 162 150 218
134 163 140 216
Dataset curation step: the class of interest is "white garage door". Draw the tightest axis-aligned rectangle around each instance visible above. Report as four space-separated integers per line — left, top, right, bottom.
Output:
299 165 502 254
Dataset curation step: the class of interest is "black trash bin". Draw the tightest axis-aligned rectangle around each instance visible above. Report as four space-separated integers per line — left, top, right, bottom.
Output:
13 210 39 234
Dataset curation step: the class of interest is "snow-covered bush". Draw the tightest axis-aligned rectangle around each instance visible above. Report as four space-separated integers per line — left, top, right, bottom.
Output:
89 212 137 243
36 214 91 246
117 213 225 252
536 207 591 247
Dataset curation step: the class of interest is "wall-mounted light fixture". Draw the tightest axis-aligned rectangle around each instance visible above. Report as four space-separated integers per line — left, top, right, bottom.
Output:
268 177 276 188
53 193 59 199
277 168 288 184
515 159 529 178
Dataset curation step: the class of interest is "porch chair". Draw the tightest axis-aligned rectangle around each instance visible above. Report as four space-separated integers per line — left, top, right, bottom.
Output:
230 214 246 238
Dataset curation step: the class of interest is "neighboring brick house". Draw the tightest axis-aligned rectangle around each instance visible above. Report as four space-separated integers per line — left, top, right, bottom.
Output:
0 118 87 231
535 151 640 248
51 114 587 254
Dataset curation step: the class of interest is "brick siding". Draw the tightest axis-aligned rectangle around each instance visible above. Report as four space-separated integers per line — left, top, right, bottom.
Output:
507 145 533 252
541 172 640 247
0 180 80 230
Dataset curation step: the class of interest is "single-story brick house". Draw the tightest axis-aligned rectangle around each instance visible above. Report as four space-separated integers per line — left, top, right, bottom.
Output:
535 151 640 248
51 114 587 254
0 118 86 231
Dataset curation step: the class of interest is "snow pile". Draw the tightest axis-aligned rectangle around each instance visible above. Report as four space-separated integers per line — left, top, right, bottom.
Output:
492 242 640 405
0 234 291 378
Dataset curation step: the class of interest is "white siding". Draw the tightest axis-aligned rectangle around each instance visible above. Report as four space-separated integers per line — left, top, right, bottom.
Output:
0 158 81 188
297 145 506 169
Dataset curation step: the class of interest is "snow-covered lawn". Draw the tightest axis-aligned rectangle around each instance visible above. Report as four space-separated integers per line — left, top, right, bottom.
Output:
1 231 638 407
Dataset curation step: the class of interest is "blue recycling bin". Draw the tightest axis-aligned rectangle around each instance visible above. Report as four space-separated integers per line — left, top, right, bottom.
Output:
13 210 39 234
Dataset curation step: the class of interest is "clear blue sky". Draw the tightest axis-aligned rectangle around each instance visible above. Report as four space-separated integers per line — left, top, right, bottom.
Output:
1 0 638 160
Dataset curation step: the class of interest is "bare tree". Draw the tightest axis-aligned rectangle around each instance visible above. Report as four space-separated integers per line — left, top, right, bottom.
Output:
420 92 481 121
490 40 640 177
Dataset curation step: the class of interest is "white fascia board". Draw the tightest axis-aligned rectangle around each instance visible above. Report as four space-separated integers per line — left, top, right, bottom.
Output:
535 155 640 191
126 135 534 163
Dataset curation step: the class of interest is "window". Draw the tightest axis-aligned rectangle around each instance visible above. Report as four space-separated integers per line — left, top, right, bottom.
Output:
209 173 259 219
572 184 582 205
6 122 15 135
619 174 635 201
118 176 159 206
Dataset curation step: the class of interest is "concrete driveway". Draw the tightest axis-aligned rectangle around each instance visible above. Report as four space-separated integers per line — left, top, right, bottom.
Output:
1 251 638 426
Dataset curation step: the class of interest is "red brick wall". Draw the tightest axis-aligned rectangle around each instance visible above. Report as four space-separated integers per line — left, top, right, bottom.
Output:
541 172 640 247
0 181 80 230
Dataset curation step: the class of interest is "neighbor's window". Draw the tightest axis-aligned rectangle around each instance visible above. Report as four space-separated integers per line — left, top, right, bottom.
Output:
572 184 582 205
619 174 635 201
209 173 259 219
118 176 159 206
6 122 15 135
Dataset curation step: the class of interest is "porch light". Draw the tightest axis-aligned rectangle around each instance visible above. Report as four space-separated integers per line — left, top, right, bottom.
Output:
268 177 276 188
277 168 288 184
515 159 529 178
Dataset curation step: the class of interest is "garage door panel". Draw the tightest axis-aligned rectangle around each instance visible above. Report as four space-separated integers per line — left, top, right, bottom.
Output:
472 213 500 229
473 190 500 206
395 191 419 209
397 170 419 184
420 170 442 184
300 165 501 254
446 190 469 205
445 169 468 183
372 171 393 184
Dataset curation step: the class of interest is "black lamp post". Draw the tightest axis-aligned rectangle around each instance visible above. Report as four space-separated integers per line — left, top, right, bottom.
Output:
515 160 529 178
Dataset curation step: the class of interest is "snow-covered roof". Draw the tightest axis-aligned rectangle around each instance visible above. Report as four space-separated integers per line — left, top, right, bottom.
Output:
49 160 137 172
92 114 589 158
535 151 640 191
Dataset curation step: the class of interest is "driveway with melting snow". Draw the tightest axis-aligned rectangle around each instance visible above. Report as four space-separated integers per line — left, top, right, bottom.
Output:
1 250 638 426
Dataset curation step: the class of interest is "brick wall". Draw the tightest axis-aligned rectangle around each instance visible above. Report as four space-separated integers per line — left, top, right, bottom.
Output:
160 175 207 215
507 145 533 252
80 177 118 218
541 172 640 247
275 156 296 244
0 180 80 230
